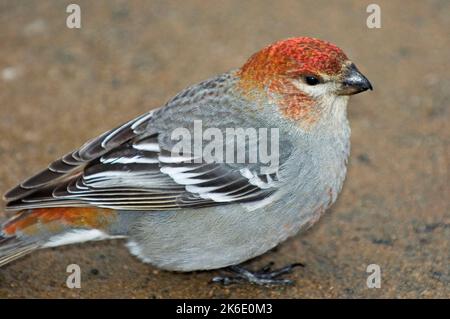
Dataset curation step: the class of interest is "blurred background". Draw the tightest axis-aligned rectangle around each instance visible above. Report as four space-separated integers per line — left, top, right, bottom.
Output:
0 0 448 298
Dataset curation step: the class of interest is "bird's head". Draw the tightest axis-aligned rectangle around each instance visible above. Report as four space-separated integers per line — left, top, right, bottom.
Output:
237 37 372 126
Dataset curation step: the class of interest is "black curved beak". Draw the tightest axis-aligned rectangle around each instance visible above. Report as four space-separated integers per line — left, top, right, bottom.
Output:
338 63 373 95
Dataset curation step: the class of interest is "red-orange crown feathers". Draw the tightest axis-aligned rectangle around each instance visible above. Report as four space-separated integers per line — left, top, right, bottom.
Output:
237 37 349 124
238 37 348 91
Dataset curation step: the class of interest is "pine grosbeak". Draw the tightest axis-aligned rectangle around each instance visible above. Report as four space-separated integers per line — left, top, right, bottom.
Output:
1 37 372 285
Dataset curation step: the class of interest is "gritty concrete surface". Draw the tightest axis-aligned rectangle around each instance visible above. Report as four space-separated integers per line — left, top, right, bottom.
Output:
0 0 448 298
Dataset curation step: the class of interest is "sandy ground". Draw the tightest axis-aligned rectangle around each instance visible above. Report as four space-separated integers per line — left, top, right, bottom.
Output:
0 0 448 298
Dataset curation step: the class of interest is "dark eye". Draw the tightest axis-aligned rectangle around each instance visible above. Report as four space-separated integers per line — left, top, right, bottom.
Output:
304 75 321 86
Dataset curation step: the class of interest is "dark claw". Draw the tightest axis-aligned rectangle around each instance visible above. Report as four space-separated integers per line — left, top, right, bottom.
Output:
211 262 305 286
259 262 304 279
259 262 275 273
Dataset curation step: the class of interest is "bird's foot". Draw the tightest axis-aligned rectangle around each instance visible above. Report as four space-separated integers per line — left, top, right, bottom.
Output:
211 261 304 286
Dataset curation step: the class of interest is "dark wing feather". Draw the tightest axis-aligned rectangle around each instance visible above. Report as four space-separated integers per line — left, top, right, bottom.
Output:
4 73 283 212
4 121 280 211
3 111 154 204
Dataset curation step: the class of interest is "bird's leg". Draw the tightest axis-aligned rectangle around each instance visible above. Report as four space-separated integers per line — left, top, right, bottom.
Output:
211 262 304 286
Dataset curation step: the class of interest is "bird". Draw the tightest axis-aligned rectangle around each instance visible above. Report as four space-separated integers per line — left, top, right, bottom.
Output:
0 37 372 285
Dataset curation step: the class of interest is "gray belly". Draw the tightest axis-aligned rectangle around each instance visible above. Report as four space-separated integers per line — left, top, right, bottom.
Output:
125 132 349 271
125 185 334 271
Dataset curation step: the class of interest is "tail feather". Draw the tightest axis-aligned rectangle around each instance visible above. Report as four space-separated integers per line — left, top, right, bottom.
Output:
0 235 40 267
0 207 123 267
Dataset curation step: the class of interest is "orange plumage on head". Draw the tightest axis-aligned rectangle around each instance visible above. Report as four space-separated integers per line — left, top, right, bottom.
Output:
237 37 348 122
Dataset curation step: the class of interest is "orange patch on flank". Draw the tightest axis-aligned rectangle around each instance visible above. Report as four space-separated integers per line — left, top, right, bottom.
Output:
3 207 116 236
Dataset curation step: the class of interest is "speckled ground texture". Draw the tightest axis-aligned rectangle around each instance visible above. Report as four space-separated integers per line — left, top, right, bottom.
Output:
0 0 448 298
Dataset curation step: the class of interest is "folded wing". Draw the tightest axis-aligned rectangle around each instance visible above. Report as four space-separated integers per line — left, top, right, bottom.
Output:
4 113 280 212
